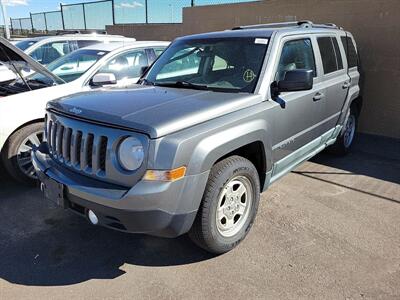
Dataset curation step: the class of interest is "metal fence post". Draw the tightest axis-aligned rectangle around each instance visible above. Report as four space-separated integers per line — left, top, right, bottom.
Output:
145 0 148 24
19 18 22 35
29 13 34 33
43 13 48 33
82 3 87 29
9 17 13 36
111 0 115 25
60 3 65 30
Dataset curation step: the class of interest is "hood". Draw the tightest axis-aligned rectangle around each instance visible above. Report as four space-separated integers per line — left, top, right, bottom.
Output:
0 37 63 89
48 85 262 138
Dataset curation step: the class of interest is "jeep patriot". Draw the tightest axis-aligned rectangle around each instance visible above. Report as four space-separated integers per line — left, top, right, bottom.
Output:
33 21 361 253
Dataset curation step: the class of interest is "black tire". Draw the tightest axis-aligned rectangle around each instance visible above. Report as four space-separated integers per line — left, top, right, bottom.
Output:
189 155 260 254
1 122 44 185
329 106 358 155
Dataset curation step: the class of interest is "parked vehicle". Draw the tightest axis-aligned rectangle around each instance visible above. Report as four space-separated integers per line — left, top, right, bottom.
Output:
14 34 136 65
0 38 169 184
33 21 362 253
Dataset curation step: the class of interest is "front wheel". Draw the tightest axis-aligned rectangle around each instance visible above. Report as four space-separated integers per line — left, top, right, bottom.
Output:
189 156 260 254
1 122 44 185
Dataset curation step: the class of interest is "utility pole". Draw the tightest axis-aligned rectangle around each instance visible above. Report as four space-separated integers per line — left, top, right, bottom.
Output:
0 0 10 39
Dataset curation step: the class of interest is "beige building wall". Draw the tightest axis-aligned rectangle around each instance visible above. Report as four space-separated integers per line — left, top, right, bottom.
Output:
107 0 400 139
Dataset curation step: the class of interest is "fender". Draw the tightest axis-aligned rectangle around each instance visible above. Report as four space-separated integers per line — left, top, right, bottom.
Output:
188 118 272 176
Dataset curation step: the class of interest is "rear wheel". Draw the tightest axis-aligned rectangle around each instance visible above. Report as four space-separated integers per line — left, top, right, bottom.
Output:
189 155 260 254
1 122 44 185
329 106 358 155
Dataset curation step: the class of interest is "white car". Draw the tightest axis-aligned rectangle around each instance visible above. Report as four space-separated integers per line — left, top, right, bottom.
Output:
14 34 136 65
0 38 169 184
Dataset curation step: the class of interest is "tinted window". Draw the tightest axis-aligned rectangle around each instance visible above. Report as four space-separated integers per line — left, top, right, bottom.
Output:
15 40 38 51
77 40 101 48
30 41 71 65
341 36 358 68
153 47 166 57
317 37 343 74
276 38 316 81
332 38 343 70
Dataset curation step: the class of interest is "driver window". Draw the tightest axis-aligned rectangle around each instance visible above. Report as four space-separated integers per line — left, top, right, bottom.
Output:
96 49 148 81
276 38 316 81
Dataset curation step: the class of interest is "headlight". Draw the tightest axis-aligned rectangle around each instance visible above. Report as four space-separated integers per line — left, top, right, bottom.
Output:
117 137 144 171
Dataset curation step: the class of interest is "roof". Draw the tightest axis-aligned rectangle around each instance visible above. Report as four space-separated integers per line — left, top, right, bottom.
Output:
17 34 133 43
79 40 170 52
178 28 274 41
178 21 344 41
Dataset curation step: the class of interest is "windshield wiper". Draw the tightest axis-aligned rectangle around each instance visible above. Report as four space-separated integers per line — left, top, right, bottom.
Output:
154 81 208 90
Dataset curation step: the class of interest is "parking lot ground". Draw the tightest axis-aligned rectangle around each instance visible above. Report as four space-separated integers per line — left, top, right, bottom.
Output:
0 133 399 299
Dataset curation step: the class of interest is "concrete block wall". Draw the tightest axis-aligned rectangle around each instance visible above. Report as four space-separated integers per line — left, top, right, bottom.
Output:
107 0 400 139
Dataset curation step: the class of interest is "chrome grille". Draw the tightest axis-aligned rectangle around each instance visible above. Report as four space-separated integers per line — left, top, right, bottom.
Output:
47 119 108 175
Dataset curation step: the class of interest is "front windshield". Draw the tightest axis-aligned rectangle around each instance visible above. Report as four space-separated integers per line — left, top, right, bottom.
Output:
15 40 38 51
29 49 108 83
144 37 269 93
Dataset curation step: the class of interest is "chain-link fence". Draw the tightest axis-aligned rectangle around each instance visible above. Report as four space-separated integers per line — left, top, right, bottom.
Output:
9 0 257 35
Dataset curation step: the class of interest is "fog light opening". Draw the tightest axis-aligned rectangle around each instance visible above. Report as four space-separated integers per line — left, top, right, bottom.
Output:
87 210 99 225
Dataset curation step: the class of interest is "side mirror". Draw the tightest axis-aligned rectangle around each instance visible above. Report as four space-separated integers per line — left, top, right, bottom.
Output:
91 73 117 86
0 66 17 85
140 66 149 76
278 69 313 92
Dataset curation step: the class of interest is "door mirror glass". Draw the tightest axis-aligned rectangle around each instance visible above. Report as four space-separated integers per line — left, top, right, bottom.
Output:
278 69 313 92
91 73 117 86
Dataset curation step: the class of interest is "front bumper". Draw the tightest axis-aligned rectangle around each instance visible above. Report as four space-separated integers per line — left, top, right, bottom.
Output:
32 143 209 238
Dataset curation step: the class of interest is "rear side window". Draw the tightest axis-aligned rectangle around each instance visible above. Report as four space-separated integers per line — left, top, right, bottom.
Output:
317 37 343 74
341 36 358 68
332 38 343 69
276 38 316 81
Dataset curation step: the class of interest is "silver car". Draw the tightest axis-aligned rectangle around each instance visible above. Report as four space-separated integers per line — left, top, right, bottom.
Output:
33 21 362 253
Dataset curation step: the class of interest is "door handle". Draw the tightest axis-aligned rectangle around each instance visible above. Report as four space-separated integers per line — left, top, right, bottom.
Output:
313 92 324 101
342 81 351 89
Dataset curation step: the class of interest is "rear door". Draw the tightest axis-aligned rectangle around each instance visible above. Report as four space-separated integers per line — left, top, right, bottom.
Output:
315 35 350 135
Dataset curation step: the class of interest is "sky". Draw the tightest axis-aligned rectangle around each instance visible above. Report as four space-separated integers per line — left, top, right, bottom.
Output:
1 0 254 27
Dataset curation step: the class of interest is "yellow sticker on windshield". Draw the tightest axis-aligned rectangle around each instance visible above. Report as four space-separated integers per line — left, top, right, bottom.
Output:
243 69 256 83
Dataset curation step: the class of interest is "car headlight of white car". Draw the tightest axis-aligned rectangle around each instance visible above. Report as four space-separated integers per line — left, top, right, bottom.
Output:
117 137 145 171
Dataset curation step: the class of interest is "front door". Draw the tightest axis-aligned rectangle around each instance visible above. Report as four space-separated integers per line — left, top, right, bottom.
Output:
269 36 325 179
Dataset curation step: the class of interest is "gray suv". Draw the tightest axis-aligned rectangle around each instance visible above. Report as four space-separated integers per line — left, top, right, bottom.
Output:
33 21 362 254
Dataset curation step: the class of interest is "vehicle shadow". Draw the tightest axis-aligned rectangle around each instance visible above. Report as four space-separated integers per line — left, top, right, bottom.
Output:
309 133 400 185
294 133 400 203
0 166 215 287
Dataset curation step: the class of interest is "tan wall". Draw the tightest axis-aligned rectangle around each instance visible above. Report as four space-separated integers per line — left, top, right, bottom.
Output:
107 0 400 139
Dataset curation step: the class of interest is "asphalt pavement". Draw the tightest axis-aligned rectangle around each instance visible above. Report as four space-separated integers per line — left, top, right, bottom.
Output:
0 134 399 299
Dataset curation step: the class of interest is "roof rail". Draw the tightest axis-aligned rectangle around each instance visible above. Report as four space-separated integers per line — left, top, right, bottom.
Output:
232 20 342 30
55 29 108 35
